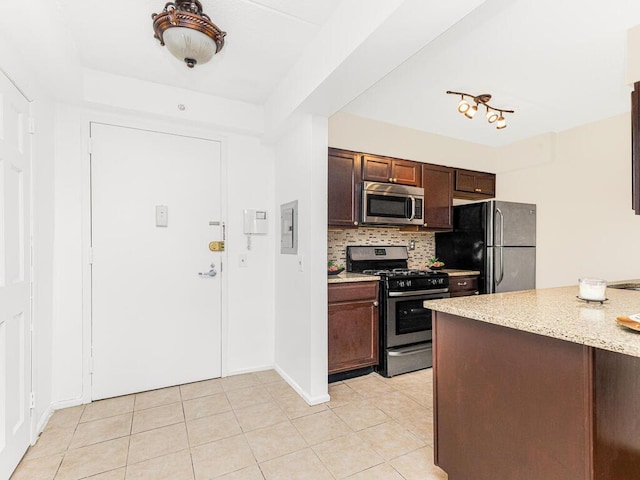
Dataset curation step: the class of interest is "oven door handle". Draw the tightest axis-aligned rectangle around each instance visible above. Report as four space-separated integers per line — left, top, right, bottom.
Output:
388 289 449 297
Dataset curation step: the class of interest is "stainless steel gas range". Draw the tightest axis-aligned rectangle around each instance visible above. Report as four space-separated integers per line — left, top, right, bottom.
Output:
347 246 449 377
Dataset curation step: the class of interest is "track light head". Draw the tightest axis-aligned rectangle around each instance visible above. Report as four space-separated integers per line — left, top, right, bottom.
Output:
446 90 513 130
464 104 478 119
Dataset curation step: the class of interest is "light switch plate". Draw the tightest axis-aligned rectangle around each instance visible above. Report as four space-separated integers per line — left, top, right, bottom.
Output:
239 254 248 268
298 254 304 272
156 205 168 227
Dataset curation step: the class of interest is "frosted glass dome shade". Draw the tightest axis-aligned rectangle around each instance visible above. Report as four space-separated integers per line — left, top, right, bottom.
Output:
163 27 216 68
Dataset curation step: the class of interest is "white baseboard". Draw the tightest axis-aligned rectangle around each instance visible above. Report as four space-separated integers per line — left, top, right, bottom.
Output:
274 365 330 406
225 364 276 377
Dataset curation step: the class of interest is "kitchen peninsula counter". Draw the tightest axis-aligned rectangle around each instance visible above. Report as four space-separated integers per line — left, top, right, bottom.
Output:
424 285 640 357
424 285 640 480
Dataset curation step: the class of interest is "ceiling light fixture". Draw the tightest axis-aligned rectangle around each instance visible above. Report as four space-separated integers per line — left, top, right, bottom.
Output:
446 90 514 129
152 1 226 68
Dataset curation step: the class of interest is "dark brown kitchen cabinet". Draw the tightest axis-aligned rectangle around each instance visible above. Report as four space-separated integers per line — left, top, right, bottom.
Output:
362 154 422 187
453 168 496 199
328 281 379 374
328 148 361 227
447 274 479 297
422 164 453 230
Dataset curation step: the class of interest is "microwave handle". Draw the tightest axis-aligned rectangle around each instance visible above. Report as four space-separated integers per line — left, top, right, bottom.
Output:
408 196 416 221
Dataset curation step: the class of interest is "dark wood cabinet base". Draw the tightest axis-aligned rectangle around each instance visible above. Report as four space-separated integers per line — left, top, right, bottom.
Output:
434 312 640 480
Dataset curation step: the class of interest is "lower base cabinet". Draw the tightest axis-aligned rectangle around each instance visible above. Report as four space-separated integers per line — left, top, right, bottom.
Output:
328 281 379 375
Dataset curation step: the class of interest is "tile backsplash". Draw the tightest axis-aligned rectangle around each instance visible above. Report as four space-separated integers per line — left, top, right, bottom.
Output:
328 227 436 270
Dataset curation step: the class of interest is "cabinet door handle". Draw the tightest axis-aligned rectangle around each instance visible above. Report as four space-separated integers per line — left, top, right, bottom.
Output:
389 178 394 182
373 301 379 307
475 188 482 192
457 281 468 286
354 221 359 225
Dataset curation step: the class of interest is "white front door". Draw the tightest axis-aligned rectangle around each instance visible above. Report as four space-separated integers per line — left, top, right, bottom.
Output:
91 123 222 400
0 72 32 478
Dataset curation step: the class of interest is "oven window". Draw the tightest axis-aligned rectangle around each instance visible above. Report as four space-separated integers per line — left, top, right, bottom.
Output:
367 194 409 218
395 299 432 335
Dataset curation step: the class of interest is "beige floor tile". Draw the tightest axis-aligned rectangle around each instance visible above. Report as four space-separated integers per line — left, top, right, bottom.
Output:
134 386 181 411
186 411 242 446
183 393 231 421
234 401 288 432
125 449 194 480
128 422 189 465
69 413 132 449
404 385 434 408
245 421 307 463
274 392 328 419
86 468 126 479
312 433 383 479
262 382 298 401
226 385 272 410
24 426 75 460
370 391 426 420
332 400 390 431
344 375 397 398
180 379 223 401
131 402 184 434
9 453 62 480
390 446 447 480
217 465 265 480
46 405 85 431
55 437 129 480
345 463 405 480
259 448 333 480
191 434 256 479
327 383 362 408
292 410 352 445
254 370 283 385
81 396 135 423
358 421 425 460
221 373 260 392
396 411 434 444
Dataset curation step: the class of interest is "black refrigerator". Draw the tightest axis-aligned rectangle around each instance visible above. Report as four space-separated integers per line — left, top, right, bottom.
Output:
435 200 536 294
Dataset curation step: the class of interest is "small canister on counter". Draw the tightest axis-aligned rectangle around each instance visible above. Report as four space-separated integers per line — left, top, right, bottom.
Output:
578 278 607 301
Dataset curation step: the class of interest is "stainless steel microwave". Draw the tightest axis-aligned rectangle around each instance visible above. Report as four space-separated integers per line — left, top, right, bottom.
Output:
361 181 424 226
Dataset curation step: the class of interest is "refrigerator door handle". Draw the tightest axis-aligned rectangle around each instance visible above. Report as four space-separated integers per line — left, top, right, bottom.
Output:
496 246 504 286
495 207 504 246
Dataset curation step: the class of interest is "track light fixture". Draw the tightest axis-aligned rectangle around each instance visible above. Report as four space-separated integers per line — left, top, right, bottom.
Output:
446 91 514 129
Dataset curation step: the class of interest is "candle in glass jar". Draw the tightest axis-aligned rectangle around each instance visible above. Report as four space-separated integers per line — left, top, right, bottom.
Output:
578 278 607 301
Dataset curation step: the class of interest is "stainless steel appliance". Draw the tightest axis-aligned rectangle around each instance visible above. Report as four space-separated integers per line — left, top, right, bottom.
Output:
361 182 424 226
435 200 536 294
346 246 449 377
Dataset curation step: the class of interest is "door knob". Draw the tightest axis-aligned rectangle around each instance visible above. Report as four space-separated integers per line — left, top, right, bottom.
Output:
199 263 217 277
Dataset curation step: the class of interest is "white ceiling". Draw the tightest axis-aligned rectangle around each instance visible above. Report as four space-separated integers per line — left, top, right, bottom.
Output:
2 0 640 146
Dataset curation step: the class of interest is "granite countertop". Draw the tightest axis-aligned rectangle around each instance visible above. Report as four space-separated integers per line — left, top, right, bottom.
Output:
442 269 481 277
424 284 640 358
328 272 380 284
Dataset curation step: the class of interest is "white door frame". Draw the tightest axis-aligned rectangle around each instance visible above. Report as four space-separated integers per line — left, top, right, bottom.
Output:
80 112 229 403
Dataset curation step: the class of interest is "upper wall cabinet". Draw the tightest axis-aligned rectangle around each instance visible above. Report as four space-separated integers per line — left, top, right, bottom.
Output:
328 148 361 227
362 154 422 187
453 168 496 200
422 164 453 230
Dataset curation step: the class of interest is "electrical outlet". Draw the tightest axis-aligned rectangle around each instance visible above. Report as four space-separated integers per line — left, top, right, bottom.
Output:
239 254 248 268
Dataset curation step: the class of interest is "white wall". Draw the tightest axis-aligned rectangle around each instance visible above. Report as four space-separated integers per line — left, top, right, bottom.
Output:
273 114 329 405
329 112 640 290
497 114 640 288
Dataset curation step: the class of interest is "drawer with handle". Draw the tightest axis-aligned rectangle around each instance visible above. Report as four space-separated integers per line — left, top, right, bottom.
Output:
449 275 479 297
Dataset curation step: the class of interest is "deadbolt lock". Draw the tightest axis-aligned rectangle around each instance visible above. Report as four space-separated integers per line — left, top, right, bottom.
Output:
209 241 225 252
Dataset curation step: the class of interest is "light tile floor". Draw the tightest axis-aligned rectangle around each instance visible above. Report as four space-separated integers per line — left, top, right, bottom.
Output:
10 369 447 480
